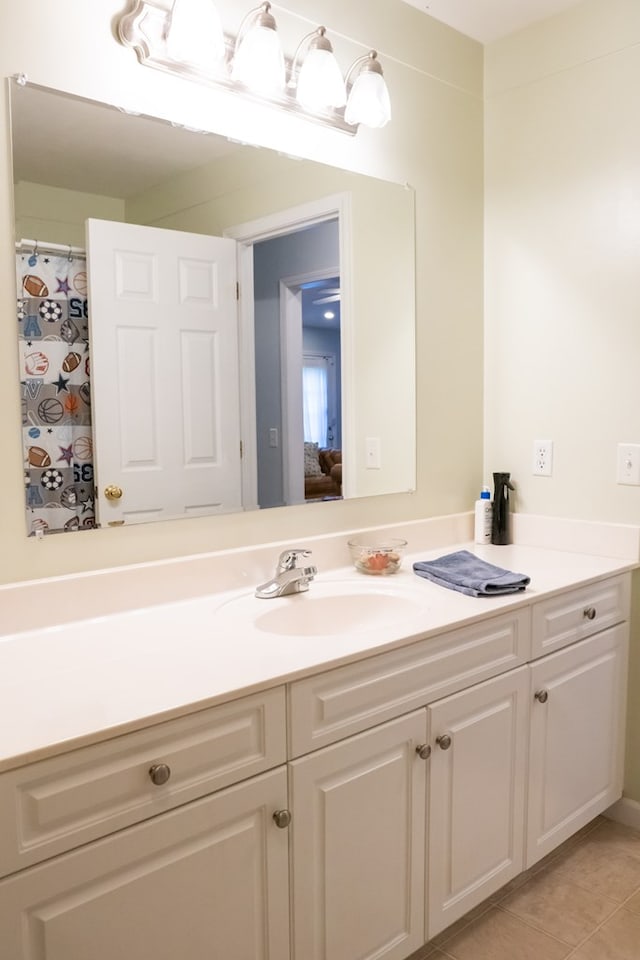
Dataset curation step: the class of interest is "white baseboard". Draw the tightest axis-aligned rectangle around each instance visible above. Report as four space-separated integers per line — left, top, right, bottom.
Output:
605 797 640 830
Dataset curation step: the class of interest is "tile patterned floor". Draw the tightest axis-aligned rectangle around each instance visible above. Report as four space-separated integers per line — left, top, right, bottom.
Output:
409 817 640 960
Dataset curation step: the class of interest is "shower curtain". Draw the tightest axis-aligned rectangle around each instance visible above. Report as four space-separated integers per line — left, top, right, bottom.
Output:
17 246 95 536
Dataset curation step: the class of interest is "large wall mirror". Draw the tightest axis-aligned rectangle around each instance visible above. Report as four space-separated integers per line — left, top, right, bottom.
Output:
10 80 416 535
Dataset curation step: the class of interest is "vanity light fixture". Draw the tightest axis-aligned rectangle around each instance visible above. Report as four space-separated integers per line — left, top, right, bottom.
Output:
117 0 391 135
290 27 347 112
344 51 391 129
231 2 285 94
165 0 226 67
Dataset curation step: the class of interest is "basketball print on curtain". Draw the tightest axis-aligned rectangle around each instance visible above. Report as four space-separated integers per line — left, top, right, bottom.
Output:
17 249 95 535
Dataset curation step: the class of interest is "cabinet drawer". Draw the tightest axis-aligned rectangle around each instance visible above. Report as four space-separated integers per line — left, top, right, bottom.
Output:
288 609 530 757
531 574 630 658
0 686 286 877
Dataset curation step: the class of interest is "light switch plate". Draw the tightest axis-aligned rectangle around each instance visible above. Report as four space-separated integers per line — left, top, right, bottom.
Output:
365 437 381 469
616 443 640 485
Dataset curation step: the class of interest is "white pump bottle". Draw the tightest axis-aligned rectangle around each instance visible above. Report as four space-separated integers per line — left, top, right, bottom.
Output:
474 486 492 544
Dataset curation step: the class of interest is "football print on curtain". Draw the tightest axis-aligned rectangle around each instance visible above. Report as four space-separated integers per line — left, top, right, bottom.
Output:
17 248 95 535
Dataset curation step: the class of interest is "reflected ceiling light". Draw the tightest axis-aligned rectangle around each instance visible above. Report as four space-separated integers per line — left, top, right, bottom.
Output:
231 2 285 94
291 27 347 112
117 2 391 135
166 0 226 67
323 310 336 320
345 51 391 128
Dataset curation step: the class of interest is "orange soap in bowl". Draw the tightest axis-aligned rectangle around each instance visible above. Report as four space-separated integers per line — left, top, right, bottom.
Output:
347 537 407 576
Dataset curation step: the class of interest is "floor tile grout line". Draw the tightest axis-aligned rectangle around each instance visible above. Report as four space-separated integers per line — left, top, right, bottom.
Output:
493 902 576 947
561 897 633 959
497 878 622 941
417 820 640 960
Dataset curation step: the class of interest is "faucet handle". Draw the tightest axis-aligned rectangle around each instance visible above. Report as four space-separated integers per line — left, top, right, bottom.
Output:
277 548 312 572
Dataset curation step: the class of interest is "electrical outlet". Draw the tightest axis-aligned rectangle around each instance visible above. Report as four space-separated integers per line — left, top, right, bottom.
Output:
616 443 640 485
533 440 553 477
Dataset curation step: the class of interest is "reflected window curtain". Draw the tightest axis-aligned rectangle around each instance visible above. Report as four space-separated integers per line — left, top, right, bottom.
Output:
303 361 328 447
17 248 95 536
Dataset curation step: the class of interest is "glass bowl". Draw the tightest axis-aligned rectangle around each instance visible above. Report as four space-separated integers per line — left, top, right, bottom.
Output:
347 537 407 576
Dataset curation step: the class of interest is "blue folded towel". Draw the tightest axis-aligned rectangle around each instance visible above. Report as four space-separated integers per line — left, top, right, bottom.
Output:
413 550 530 598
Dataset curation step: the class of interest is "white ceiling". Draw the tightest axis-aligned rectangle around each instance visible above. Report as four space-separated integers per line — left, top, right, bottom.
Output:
400 0 585 44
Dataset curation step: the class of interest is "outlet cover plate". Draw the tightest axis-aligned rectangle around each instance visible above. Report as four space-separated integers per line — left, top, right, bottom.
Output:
533 439 553 477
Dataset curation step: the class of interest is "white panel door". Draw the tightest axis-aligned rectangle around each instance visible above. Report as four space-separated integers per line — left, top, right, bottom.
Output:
0 768 290 960
526 625 628 867
87 218 242 525
290 710 427 960
427 666 529 938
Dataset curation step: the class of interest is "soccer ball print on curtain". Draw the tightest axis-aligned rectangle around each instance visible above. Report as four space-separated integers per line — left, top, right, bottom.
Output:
17 249 95 535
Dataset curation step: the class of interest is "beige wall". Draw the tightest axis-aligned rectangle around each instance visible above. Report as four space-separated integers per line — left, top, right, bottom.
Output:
484 0 640 520
15 182 125 247
484 0 640 801
0 0 484 583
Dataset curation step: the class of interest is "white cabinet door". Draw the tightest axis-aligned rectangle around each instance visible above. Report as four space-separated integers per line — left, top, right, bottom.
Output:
290 710 427 960
87 218 242 525
427 666 529 938
0 768 290 960
526 624 628 867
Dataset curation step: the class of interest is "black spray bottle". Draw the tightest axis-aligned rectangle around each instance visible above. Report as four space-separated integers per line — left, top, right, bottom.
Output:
491 472 515 545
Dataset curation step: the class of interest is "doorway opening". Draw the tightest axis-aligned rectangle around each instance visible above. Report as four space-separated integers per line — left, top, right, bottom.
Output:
225 194 351 511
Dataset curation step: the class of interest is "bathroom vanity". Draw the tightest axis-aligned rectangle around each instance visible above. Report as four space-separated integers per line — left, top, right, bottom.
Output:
0 524 634 960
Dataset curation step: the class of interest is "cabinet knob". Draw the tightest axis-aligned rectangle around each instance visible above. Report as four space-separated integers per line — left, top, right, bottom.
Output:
148 762 171 786
436 734 452 751
273 809 292 829
583 606 597 621
534 689 549 704
416 743 432 760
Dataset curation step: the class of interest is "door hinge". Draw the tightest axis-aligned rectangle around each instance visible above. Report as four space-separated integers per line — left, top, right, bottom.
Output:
240 440 244 459
236 281 240 301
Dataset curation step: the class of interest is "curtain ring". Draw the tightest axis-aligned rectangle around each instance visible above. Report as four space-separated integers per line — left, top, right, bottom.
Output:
32 240 38 258
68 245 73 262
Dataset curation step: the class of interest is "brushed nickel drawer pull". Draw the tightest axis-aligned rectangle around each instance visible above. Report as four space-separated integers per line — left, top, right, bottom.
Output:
583 606 597 621
534 689 549 704
273 809 292 828
148 763 171 786
416 743 432 760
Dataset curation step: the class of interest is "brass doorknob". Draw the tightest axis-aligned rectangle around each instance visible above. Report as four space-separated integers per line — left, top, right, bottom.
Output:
104 484 123 501
436 734 452 750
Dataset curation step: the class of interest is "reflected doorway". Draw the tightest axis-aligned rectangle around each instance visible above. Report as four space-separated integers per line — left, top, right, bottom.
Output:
252 220 342 508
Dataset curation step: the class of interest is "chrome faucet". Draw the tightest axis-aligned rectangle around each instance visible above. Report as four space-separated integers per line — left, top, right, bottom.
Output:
255 549 317 599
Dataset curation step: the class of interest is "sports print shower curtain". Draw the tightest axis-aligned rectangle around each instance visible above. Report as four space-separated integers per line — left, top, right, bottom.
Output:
17 246 95 535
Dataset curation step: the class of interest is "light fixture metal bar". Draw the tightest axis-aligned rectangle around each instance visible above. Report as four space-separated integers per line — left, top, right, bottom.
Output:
117 0 356 135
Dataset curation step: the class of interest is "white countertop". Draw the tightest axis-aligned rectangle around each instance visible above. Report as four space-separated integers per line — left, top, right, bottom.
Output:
0 528 636 773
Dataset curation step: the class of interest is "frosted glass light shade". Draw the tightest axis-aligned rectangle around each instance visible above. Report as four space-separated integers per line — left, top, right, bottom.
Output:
166 0 226 66
297 48 347 111
345 70 391 128
232 24 285 93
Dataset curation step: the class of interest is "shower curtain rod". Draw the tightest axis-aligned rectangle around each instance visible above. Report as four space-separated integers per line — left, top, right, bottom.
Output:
16 238 86 257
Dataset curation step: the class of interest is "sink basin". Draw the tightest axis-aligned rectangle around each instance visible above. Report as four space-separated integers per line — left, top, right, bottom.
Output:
216 581 428 637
